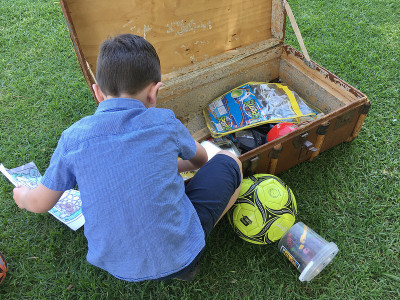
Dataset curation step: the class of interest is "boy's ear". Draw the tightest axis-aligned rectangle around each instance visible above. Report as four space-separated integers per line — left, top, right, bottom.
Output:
147 82 163 107
92 84 105 103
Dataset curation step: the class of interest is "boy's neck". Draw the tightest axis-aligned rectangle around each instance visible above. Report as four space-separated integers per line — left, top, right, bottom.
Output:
103 92 144 102
93 82 161 108
104 91 152 108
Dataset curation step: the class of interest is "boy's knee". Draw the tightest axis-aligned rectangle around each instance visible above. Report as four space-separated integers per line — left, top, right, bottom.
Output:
216 150 242 175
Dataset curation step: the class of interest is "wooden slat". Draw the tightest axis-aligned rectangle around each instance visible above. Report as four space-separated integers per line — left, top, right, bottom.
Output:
64 0 273 75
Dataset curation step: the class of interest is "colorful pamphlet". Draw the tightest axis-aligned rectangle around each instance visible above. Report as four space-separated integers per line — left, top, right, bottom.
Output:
0 162 84 230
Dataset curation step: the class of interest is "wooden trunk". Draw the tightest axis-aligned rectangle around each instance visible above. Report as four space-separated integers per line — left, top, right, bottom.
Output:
59 0 370 176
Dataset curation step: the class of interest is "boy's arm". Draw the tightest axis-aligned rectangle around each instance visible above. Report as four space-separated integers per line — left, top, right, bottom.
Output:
13 184 64 213
178 141 208 173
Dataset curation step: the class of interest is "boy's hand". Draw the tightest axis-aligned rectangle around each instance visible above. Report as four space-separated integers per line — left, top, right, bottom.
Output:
12 184 64 213
13 186 30 209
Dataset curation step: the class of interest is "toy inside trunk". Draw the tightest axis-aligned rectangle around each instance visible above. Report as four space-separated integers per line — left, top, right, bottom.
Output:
59 0 370 176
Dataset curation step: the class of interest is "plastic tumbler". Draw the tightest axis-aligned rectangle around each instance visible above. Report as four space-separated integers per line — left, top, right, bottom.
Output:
278 222 339 282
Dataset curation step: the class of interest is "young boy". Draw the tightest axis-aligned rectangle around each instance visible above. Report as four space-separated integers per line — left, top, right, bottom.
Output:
13 34 242 282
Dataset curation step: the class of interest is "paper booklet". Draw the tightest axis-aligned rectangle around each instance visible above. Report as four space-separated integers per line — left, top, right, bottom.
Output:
0 162 85 231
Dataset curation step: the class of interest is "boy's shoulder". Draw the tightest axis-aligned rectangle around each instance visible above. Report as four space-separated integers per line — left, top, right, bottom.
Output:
62 113 95 133
60 105 180 144
147 107 179 123
56 115 95 148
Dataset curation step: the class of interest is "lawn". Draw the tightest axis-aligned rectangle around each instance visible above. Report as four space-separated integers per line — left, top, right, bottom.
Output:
0 0 399 299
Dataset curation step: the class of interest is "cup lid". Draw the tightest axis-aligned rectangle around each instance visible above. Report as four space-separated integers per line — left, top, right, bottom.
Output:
299 242 339 282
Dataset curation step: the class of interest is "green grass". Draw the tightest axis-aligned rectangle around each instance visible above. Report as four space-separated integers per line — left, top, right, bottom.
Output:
0 0 399 298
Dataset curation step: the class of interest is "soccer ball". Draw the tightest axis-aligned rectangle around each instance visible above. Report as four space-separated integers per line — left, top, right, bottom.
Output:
0 251 8 284
228 174 297 244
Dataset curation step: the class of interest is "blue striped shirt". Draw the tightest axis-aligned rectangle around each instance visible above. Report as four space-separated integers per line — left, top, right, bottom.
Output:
41 98 205 281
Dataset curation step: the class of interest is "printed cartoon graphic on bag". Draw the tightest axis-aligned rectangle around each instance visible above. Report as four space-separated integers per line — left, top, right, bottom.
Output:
204 82 321 138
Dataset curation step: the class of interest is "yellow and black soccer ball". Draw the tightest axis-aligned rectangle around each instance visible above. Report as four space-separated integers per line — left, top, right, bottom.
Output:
228 174 297 244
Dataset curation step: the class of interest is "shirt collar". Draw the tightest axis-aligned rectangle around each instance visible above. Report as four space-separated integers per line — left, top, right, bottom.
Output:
95 98 146 114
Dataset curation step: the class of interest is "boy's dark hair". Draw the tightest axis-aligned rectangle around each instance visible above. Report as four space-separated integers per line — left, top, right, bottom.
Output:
96 34 161 97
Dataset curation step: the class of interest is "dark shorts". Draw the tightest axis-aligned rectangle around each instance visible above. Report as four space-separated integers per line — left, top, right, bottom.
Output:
159 153 242 280
186 154 242 239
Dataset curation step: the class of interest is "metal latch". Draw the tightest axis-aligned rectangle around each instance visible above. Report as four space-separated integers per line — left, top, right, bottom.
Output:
293 132 317 160
242 155 260 176
302 140 317 152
